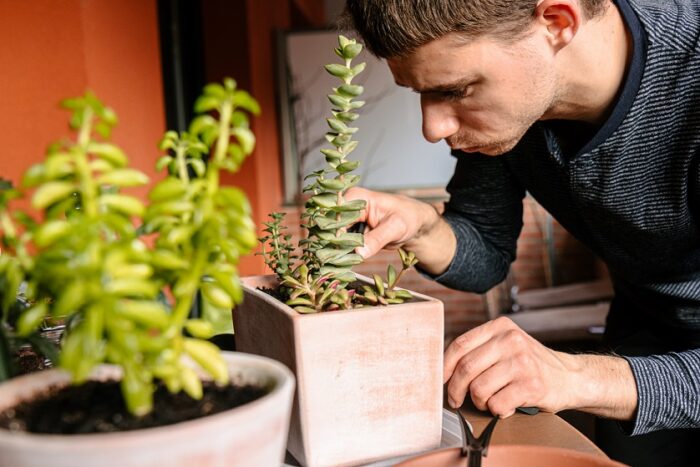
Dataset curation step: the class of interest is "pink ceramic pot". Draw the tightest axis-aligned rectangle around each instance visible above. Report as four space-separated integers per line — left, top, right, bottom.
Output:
234 275 445 467
0 352 295 467
397 446 627 467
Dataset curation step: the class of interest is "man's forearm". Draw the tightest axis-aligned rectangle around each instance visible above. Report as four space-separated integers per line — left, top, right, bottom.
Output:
405 205 457 275
562 353 638 420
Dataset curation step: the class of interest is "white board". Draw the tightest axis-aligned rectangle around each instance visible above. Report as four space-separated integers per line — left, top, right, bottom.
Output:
279 30 456 202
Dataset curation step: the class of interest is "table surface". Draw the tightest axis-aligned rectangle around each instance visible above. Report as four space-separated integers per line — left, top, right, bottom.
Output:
285 402 606 466
460 401 605 458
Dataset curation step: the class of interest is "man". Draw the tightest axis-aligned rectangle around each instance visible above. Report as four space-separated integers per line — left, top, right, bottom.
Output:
343 0 699 465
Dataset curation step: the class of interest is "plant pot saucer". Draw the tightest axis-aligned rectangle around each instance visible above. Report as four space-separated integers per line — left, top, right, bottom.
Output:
283 409 467 466
395 445 625 467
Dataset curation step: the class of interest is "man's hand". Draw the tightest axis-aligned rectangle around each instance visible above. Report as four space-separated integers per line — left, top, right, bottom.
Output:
344 187 456 275
445 316 639 420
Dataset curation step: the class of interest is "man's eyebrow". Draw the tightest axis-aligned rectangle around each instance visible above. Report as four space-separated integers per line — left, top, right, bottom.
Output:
394 77 477 93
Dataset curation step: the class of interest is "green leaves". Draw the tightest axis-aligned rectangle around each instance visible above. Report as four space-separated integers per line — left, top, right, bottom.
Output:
100 194 145 217
0 80 262 416
324 64 353 79
356 249 418 306
291 34 368 290
258 36 422 315
87 143 128 168
149 177 187 202
31 181 75 210
337 84 364 97
96 169 149 187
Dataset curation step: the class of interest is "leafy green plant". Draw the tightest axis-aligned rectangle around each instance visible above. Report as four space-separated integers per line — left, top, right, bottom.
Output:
0 78 258 416
259 36 418 313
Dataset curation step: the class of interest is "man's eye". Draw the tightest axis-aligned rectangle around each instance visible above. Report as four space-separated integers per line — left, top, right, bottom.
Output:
444 86 473 101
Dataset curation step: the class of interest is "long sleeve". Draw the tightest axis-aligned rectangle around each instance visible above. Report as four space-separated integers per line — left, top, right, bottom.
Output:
625 349 700 434
430 153 525 293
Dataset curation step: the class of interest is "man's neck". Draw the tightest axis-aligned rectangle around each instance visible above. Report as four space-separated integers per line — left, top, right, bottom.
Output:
544 2 632 124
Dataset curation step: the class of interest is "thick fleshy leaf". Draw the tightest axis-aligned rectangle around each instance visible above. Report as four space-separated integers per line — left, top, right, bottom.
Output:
100 194 145 217
316 231 363 247
87 143 128 167
327 253 363 267
325 64 352 79
97 169 149 187
310 194 338 209
149 177 187 202
31 181 75 209
315 247 354 264
337 84 363 97
314 211 361 230
336 161 360 174
327 199 366 212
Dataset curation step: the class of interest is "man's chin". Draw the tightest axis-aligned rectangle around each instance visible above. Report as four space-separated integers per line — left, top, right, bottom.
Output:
458 141 517 156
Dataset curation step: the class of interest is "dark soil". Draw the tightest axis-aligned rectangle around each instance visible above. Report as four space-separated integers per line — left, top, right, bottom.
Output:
0 379 268 435
15 347 51 375
260 280 421 307
259 286 286 302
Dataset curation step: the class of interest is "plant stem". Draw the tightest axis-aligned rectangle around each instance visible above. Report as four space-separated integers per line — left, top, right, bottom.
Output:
213 100 233 166
170 246 207 332
75 106 98 219
175 145 190 184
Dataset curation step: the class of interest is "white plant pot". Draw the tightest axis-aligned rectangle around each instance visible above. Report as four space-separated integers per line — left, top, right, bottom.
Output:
0 351 295 467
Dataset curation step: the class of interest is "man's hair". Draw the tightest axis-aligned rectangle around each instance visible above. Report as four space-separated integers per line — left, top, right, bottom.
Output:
342 0 608 58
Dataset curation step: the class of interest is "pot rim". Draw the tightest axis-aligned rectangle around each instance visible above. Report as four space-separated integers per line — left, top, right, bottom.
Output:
241 273 443 319
0 351 295 442
397 445 626 467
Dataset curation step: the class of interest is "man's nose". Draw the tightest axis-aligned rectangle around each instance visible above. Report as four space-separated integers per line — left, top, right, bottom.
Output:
421 99 459 144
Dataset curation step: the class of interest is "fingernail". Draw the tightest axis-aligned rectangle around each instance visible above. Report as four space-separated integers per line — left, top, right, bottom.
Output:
357 247 368 258
448 397 457 408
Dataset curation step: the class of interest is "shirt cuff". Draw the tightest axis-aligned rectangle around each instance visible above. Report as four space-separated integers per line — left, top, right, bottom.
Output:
623 352 700 435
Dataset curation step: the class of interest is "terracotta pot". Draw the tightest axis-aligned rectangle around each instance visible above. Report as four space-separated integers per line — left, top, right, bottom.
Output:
396 446 627 467
234 275 444 467
0 352 295 467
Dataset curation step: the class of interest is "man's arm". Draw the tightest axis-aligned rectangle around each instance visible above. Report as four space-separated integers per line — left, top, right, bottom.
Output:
347 153 526 292
443 317 638 419
444 317 700 434
344 187 458 275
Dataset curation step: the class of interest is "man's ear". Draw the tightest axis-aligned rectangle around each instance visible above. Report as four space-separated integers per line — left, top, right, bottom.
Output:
534 0 582 51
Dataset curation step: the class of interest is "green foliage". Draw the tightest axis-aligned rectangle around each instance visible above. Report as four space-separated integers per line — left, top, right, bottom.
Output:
259 36 417 313
356 250 418 305
0 79 258 416
258 213 295 278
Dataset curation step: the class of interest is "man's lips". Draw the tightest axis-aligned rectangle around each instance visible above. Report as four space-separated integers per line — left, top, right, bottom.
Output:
454 145 486 153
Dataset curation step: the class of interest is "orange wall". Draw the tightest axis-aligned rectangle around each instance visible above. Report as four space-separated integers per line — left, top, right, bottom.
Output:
200 0 325 275
0 0 165 200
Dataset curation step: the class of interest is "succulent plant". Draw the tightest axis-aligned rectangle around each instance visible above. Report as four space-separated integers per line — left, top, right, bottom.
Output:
0 79 259 416
259 36 418 313
357 250 419 306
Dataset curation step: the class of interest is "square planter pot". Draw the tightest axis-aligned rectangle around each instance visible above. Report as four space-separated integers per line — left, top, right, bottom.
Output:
234 275 444 467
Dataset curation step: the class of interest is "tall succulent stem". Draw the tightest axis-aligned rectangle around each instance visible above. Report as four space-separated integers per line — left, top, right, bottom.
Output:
75 106 98 219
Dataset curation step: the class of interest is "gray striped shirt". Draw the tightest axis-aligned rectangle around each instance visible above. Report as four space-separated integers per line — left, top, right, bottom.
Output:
434 0 700 435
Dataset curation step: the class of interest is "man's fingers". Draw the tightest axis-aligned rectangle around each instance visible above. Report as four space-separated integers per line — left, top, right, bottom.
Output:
344 187 371 223
466 360 513 412
443 321 499 383
446 338 504 408
343 186 370 201
485 383 530 418
356 216 402 258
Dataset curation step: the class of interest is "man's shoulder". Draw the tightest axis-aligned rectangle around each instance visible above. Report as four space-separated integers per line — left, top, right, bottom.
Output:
627 0 700 51
627 0 695 15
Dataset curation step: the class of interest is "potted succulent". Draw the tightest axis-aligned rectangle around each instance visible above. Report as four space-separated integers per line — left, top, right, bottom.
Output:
0 80 294 467
233 36 444 467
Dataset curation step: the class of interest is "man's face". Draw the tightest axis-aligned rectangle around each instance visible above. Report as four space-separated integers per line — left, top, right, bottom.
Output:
388 31 558 156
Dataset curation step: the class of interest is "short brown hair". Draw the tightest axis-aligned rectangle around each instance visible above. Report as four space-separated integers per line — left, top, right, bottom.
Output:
343 0 608 58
